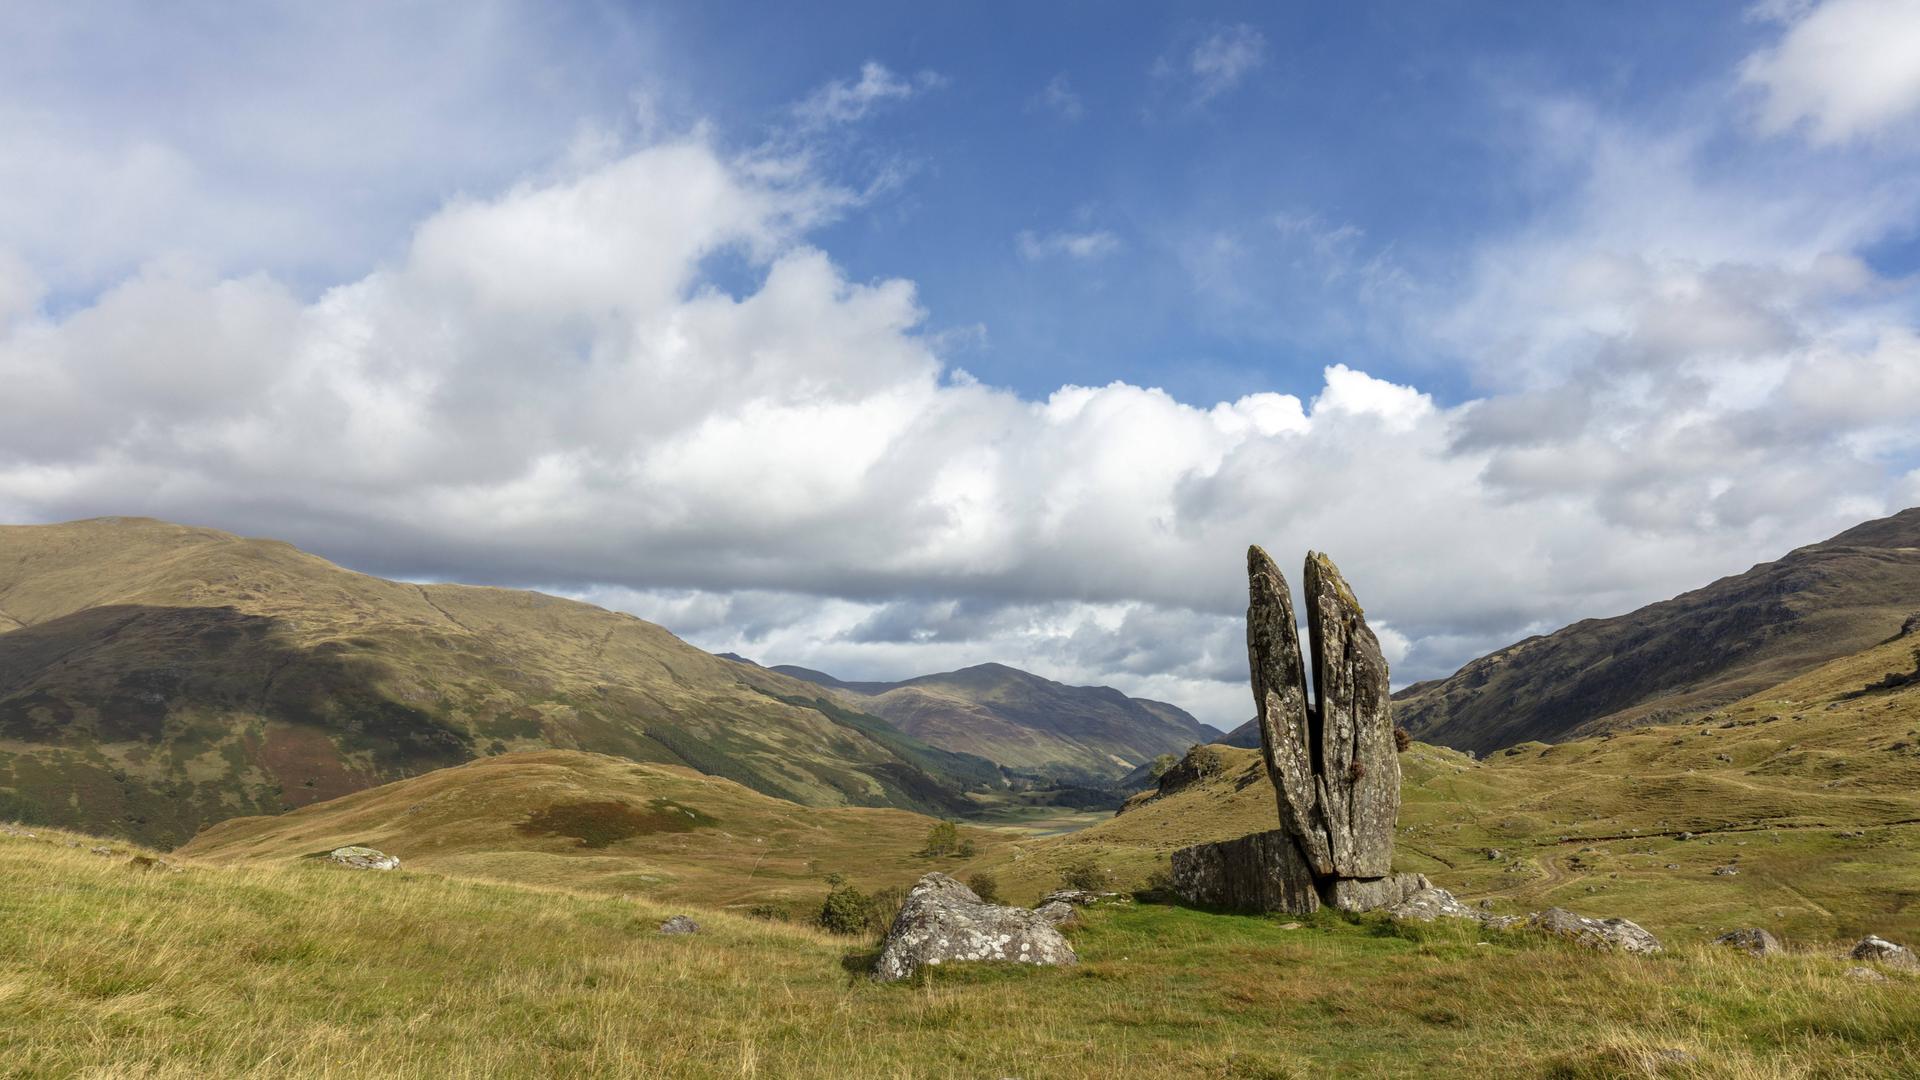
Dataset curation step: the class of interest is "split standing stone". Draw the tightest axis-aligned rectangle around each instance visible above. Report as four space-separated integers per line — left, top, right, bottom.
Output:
1303 552 1400 879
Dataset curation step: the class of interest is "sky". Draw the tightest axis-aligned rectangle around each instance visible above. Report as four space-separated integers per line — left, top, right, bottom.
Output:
2 0 1919 729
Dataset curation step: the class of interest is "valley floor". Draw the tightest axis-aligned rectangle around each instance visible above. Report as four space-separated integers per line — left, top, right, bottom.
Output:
4 827 1918 1079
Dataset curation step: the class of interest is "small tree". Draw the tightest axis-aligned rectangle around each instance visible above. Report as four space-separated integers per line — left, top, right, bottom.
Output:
966 872 1002 904
818 881 873 934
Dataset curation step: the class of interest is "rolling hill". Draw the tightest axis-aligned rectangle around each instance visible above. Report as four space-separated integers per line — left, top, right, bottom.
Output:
763 660 1218 783
0 517 999 846
1394 507 1920 754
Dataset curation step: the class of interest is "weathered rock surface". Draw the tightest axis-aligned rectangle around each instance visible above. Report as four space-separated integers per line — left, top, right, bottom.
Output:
1038 888 1121 908
1303 552 1400 879
873 873 1076 982
1849 935 1918 969
1172 829 1322 915
1529 907 1663 954
1714 928 1782 957
1324 872 1431 913
1846 966 1891 982
1034 901 1078 928
327 845 400 871
658 915 700 935
1386 885 1482 923
1247 547 1335 875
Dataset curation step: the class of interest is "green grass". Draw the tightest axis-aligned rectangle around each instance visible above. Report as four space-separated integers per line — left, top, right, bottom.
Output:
4 826 1919 1078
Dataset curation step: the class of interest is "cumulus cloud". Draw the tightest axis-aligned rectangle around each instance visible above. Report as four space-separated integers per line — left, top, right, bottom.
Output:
1015 229 1122 261
1742 0 1920 143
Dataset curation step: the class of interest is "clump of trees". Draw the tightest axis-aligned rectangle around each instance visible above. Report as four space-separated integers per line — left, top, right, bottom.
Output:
917 820 976 858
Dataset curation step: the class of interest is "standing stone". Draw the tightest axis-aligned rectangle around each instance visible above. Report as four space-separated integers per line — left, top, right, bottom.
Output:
1303 552 1400 879
1246 545 1334 876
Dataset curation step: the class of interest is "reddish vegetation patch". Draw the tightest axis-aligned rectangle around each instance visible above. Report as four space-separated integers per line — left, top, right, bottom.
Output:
516 799 716 848
256 723 365 807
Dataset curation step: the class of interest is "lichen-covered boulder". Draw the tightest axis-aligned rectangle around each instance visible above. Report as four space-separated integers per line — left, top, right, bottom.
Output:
1850 935 1918 970
1713 928 1782 957
327 846 400 871
658 915 699 935
1529 907 1663 954
872 873 1076 982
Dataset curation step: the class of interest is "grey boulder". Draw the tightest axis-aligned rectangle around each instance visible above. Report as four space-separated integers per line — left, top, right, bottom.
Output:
658 915 700 935
1849 935 1917 970
1529 907 1663 954
873 873 1076 982
327 846 400 871
1713 928 1782 957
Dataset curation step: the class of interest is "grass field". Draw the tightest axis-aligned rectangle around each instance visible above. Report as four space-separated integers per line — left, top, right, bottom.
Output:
5 824 1918 1079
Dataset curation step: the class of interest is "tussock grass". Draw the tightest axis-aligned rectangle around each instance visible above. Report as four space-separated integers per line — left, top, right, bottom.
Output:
5 827 1919 1078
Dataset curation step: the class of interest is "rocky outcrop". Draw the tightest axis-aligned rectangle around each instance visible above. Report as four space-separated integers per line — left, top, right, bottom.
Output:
872 873 1077 982
1849 935 1917 970
327 845 399 871
1714 928 1782 957
1529 907 1663 954
1174 547 1406 914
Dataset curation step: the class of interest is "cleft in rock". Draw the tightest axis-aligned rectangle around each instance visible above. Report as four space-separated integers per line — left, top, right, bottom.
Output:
873 873 1075 982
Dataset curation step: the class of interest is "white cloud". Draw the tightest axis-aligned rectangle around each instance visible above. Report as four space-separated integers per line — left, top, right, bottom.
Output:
793 62 944 130
1034 74 1086 121
1742 0 1920 143
1016 229 1122 261
1156 24 1267 106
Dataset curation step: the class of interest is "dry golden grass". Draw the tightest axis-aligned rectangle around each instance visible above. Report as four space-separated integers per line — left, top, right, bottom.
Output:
5 823 1920 1078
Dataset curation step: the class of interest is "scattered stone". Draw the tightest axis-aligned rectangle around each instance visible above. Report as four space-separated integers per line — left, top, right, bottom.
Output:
125 854 183 874
1277 922 1303 930
1034 901 1078 928
327 845 400 871
1849 935 1918 970
658 915 699 935
1386 886 1481 923
1713 928 1781 957
1529 907 1663 954
1713 865 1739 877
1846 966 1891 983
1037 888 1120 908
1485 848 1503 861
1677 832 1695 841
89 846 114 856
873 873 1076 982
0 824 34 839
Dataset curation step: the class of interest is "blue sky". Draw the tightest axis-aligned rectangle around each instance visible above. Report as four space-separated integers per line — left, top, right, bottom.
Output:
2 1 1918 727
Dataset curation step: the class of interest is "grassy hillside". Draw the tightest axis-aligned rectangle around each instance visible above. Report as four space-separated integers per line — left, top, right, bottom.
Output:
995 630 1920 944
0 518 996 845
180 749 1006 911
1395 507 1920 753
771 660 1217 783
5 824 1918 1078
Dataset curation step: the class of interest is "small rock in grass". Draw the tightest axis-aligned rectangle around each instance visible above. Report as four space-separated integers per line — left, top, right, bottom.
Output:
1713 865 1739 877
1529 907 1663 954
1713 928 1781 957
125 854 183 874
1849 935 1918 970
1846 966 1891 983
327 846 400 871
658 915 699 935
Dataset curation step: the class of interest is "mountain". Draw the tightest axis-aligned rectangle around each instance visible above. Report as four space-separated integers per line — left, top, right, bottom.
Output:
768 660 1219 782
1394 507 1920 754
0 518 998 845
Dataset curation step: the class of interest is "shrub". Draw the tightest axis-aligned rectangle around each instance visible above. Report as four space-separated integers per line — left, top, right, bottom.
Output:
745 901 793 922
865 885 908 933
1059 857 1109 893
966 872 1002 904
818 882 873 934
